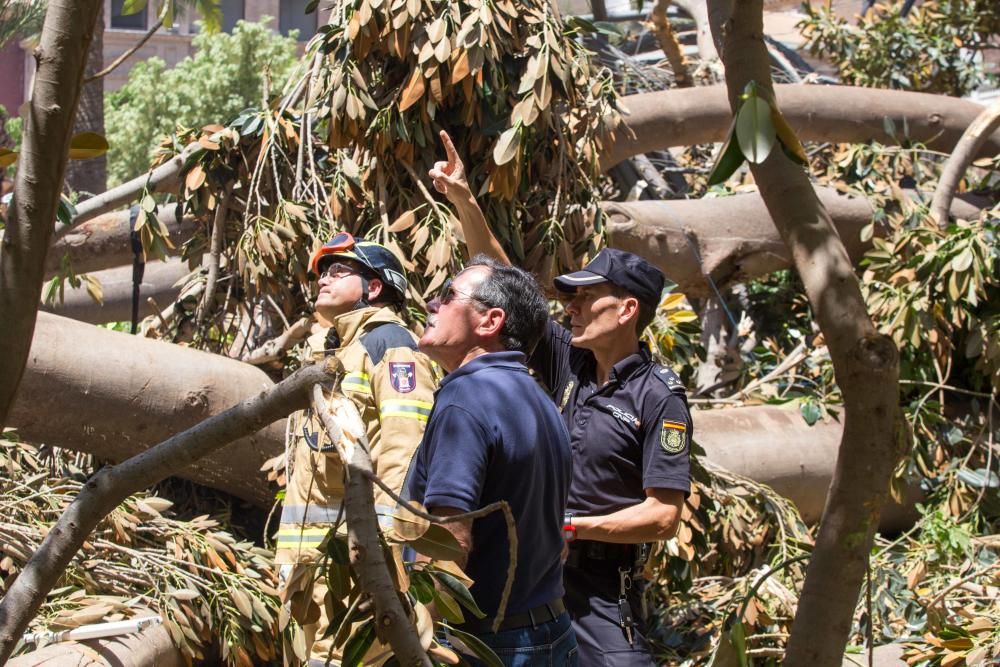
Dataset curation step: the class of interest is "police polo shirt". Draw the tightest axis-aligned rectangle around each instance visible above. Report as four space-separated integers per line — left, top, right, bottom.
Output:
529 321 692 517
406 351 573 617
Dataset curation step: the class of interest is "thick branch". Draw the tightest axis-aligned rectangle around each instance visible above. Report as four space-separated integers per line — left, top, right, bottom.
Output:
8 312 287 505
930 97 1000 225
313 389 433 667
708 3 901 667
602 85 1000 170
0 0 103 431
650 0 691 87
39 258 190 324
8 619 183 667
0 360 340 664
66 141 203 229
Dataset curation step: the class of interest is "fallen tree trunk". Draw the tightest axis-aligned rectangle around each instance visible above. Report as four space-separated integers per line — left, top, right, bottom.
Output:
601 84 1000 170
6 312 923 530
9 621 183 667
605 186 872 297
45 203 195 278
0 358 337 663
7 312 284 507
40 258 190 324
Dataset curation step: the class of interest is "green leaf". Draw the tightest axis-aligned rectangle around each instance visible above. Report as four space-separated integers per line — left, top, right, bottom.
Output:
770 105 808 165
121 0 148 16
428 567 486 619
56 197 77 227
341 619 376 667
730 620 748 667
446 625 504 667
735 90 776 164
800 400 822 426
326 535 350 564
68 132 109 160
707 115 744 186
409 523 466 561
951 247 973 272
432 588 465 624
408 570 435 604
141 193 157 213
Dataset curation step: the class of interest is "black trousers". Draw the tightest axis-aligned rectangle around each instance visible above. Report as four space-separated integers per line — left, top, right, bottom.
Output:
563 564 657 667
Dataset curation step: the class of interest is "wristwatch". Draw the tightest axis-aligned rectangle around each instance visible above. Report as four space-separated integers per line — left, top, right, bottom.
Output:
562 512 577 542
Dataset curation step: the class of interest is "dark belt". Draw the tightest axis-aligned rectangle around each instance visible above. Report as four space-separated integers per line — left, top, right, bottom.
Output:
458 598 565 634
565 540 645 571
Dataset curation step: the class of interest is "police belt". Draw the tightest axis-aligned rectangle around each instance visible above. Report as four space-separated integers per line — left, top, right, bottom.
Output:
565 540 647 571
457 598 565 634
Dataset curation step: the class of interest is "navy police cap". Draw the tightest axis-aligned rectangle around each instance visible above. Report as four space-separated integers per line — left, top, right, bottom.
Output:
553 248 664 308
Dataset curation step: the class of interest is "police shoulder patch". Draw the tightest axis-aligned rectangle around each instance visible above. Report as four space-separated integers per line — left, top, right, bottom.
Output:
660 419 687 454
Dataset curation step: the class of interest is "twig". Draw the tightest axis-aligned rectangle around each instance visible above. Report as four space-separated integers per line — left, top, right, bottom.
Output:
86 14 165 83
898 379 994 399
736 341 808 399
923 561 1000 611
197 183 233 323
242 316 312 366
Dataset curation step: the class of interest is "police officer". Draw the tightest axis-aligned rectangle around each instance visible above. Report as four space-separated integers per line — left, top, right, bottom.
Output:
276 233 437 667
430 131 692 667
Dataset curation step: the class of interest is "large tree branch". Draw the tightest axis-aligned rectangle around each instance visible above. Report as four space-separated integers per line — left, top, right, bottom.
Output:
8 312 287 505
708 3 901 667
601 84 1000 170
0 0 103 431
0 360 340 663
930 96 1000 225
65 141 203 230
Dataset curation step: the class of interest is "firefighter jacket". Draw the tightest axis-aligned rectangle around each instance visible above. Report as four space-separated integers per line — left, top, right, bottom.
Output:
275 306 437 565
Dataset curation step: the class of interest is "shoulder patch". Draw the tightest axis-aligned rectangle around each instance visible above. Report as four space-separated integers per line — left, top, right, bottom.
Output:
652 366 687 396
360 322 418 366
660 419 687 454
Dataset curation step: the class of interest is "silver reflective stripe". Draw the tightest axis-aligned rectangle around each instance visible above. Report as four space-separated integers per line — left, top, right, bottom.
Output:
280 503 344 524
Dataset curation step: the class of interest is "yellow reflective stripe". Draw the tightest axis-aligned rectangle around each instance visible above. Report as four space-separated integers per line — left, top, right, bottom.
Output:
379 399 433 422
342 372 371 395
274 527 330 550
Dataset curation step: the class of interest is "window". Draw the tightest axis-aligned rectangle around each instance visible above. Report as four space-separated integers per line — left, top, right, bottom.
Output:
110 0 148 30
279 0 317 40
219 0 244 32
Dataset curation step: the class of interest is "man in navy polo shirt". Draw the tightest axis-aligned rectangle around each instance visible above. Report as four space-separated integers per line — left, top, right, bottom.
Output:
429 131 692 667
406 255 577 666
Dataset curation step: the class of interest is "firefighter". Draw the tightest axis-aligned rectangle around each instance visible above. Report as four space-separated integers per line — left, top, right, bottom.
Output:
275 233 437 666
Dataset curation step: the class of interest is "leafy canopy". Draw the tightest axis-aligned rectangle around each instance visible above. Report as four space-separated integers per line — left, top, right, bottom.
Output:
104 18 299 185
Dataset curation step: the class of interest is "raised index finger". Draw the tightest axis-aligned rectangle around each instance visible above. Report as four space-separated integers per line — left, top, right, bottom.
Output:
439 129 460 166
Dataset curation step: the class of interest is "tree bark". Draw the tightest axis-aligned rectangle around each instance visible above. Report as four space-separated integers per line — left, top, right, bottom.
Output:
930 96 1000 225
39 257 190 324
604 186 873 298
62 4 106 198
0 0 103 432
7 312 287 506
708 3 902 667
0 360 339 664
601 84 1000 170
650 0 691 87
8 621 184 667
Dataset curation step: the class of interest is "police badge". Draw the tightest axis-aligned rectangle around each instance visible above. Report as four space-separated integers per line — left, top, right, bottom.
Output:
388 362 416 393
660 419 686 454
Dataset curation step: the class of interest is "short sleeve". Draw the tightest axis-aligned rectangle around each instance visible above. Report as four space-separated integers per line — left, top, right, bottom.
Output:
641 395 692 494
416 405 491 513
527 319 573 398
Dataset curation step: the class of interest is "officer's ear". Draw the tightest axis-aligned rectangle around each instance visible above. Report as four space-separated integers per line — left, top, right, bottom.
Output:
476 306 507 340
617 295 640 328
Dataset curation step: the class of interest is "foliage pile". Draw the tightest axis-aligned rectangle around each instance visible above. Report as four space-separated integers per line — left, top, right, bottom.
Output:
0 437 288 666
799 0 1000 96
105 18 300 186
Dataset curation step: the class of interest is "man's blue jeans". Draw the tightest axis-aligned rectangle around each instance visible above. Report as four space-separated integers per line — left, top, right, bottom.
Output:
457 611 579 667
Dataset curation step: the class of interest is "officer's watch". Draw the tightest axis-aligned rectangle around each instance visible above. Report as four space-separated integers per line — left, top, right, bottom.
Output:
562 512 577 542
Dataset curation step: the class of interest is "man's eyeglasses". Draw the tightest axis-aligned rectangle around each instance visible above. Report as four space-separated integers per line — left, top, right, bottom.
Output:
319 262 361 279
434 279 490 308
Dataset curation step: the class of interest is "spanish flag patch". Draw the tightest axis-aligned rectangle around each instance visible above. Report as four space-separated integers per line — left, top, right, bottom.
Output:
660 419 687 453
